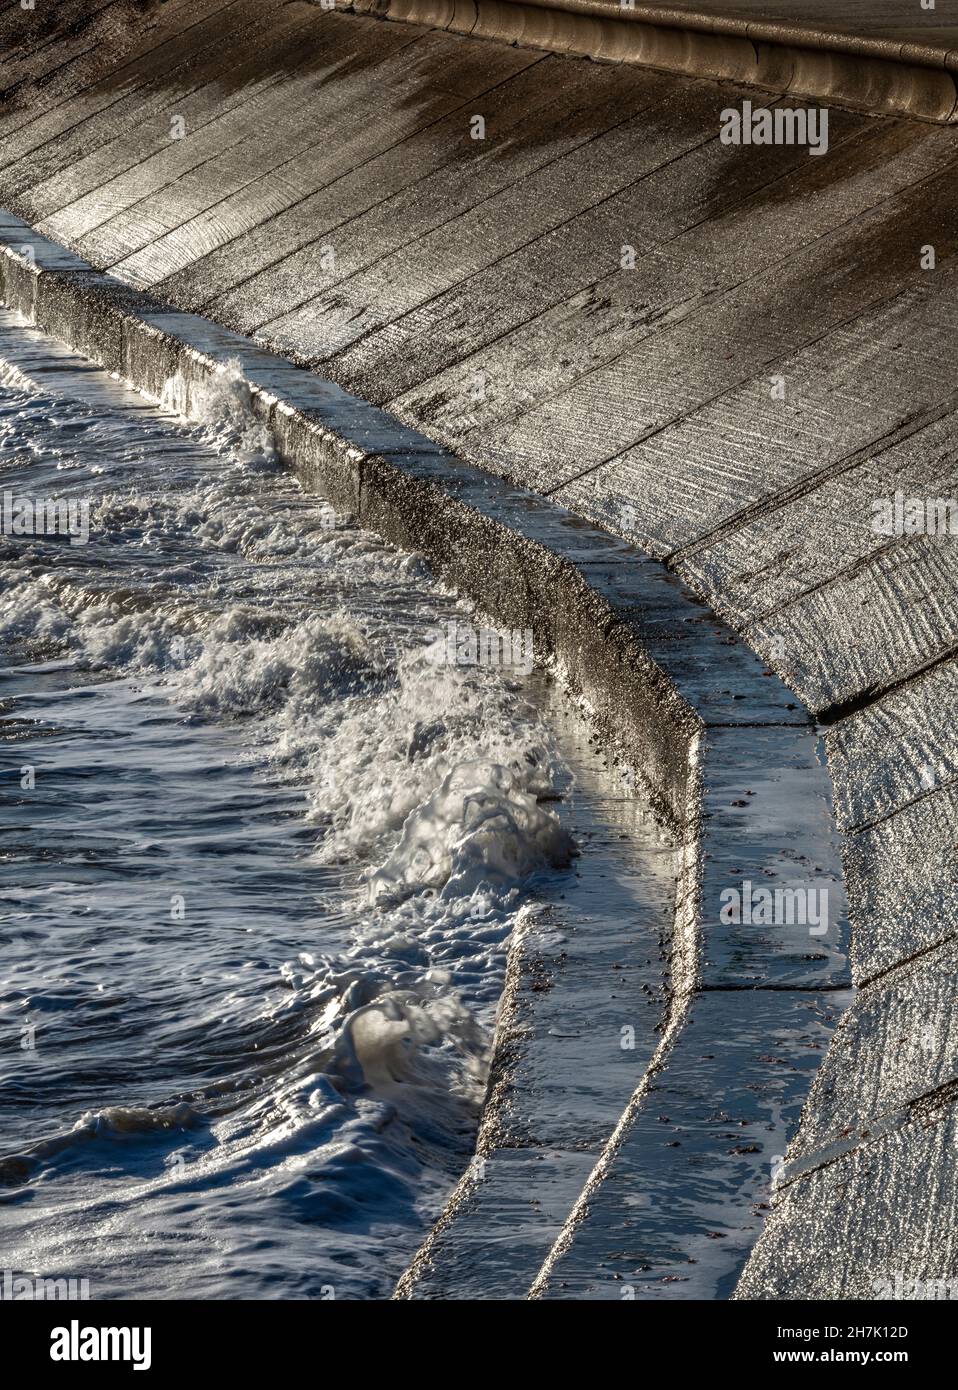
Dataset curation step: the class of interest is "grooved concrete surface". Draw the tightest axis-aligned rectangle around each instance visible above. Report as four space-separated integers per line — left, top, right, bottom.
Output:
3 0 958 1298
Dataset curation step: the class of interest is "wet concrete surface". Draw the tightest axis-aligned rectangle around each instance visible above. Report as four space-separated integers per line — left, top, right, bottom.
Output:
2 1 957 1298
537 988 851 1299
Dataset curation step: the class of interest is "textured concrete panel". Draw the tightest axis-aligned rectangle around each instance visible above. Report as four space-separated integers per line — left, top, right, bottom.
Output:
4 2 958 1300
738 1098 958 1300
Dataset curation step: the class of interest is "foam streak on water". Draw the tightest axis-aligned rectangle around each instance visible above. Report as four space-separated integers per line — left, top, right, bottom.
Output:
0 312 685 1302
0 313 584 1298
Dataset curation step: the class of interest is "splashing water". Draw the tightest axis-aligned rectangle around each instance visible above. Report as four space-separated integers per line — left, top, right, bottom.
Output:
0 315 583 1298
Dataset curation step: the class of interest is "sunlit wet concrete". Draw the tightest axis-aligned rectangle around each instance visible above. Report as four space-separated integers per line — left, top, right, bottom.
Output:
2 0 957 1298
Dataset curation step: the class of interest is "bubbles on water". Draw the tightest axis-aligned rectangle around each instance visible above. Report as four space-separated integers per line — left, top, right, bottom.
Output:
160 358 277 467
368 759 576 906
172 607 381 718
0 322 576 1295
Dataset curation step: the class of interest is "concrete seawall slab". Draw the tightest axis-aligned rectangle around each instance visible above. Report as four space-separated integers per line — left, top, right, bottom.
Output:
3 2 958 1298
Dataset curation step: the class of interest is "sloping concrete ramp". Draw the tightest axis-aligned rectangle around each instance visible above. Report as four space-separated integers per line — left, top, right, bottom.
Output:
3 0 958 1299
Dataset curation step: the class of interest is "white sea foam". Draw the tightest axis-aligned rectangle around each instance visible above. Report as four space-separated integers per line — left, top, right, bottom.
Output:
160 358 277 466
0 324 576 1296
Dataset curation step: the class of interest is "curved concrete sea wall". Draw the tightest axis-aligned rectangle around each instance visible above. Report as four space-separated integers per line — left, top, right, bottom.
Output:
347 0 958 121
1 218 849 1298
3 0 958 1298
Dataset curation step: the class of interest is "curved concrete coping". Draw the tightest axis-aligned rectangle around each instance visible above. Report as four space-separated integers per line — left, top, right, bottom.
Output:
345 0 958 120
505 0 958 69
0 211 851 1298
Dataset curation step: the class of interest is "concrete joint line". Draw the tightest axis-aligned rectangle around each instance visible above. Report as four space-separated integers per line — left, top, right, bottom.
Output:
670 386 958 569
770 1073 958 1198
817 639 958 726
0 212 851 1299
341 0 958 121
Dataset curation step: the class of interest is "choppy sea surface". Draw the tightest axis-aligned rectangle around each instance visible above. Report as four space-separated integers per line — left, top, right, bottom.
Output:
0 310 670 1299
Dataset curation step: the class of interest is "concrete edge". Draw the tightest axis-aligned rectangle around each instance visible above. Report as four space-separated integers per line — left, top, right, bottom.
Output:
524 814 702 1297
392 764 702 1299
485 0 958 69
342 0 958 121
0 212 847 1299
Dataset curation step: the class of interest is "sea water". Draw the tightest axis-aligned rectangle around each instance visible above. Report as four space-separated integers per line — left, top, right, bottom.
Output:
0 310 671 1299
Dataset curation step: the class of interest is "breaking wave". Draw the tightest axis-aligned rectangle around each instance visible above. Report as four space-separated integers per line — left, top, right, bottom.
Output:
0 328 575 1297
